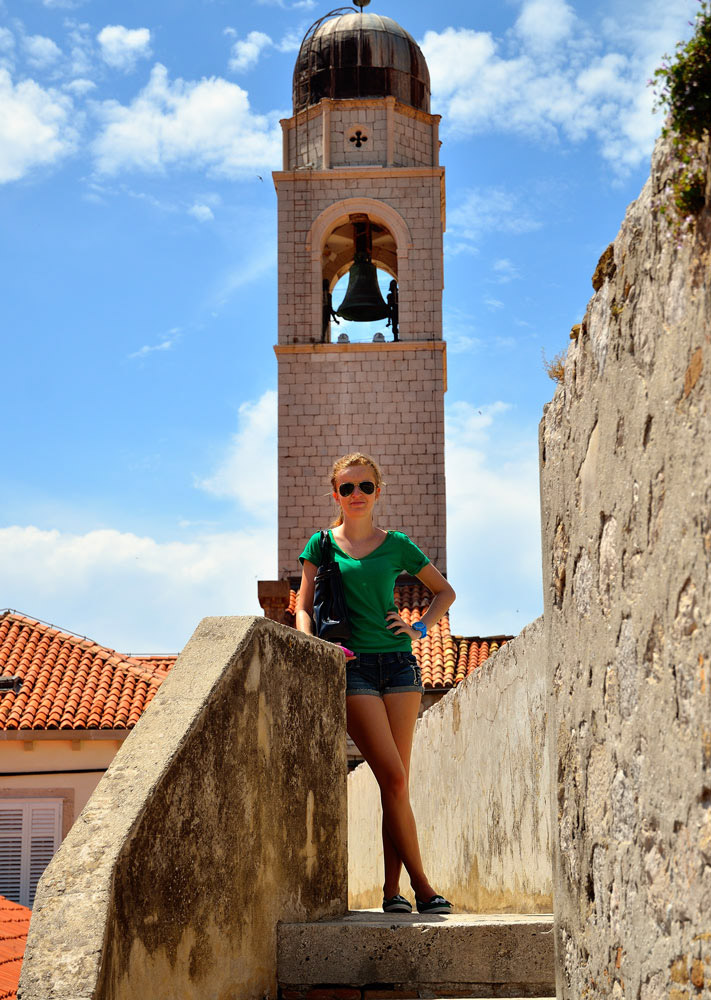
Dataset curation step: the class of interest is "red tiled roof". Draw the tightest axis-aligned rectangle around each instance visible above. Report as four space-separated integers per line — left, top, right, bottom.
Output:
130 656 178 672
286 589 297 618
0 612 175 732
0 896 30 1000
284 585 510 690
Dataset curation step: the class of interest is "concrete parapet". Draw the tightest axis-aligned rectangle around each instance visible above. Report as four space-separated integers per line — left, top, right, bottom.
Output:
347 618 552 913
18 617 348 1000
278 911 555 996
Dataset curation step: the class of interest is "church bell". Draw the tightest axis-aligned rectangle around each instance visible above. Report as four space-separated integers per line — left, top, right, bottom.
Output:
336 252 389 322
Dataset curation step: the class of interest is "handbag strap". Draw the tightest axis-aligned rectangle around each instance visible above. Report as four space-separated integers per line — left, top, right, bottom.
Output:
319 529 334 565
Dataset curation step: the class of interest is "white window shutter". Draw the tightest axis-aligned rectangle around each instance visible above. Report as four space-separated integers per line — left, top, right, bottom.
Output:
0 800 62 907
0 806 23 904
28 804 62 907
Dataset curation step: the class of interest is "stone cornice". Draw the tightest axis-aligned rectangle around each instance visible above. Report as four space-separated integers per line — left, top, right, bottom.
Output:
280 96 441 130
273 166 445 183
274 340 445 354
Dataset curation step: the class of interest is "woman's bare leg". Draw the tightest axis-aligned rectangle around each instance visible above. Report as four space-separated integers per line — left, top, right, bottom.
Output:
347 693 436 901
379 692 420 896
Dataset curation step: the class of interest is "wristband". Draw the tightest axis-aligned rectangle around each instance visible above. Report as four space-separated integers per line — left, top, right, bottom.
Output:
411 621 427 639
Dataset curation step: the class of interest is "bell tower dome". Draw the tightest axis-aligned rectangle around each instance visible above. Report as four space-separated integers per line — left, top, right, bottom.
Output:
272 3 447 581
292 12 431 113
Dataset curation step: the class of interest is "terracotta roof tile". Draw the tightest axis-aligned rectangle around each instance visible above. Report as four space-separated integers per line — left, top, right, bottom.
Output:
0 896 30 1000
0 612 176 733
281 587 511 690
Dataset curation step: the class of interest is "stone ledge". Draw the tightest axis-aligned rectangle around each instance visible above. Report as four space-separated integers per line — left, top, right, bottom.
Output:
280 989 554 1000
278 913 554 990
274 342 446 355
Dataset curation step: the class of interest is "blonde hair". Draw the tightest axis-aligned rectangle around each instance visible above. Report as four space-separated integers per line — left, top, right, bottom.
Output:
330 452 383 527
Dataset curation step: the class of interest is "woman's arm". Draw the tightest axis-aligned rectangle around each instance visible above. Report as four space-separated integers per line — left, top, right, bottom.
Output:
295 559 318 635
386 562 456 639
417 563 456 631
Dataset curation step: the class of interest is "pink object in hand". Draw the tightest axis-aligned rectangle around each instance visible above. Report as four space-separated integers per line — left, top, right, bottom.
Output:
338 645 355 657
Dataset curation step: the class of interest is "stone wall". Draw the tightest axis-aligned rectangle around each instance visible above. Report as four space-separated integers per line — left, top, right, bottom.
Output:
276 341 447 579
348 617 552 912
540 135 711 998
283 98 439 171
18 617 347 1000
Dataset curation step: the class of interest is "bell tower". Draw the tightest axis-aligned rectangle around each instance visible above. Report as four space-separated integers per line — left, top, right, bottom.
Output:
272 4 447 583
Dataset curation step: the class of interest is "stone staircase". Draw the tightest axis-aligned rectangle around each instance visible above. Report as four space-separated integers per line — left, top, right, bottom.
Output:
277 910 556 1000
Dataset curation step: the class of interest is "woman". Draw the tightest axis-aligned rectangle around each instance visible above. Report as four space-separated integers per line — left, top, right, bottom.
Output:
296 452 456 914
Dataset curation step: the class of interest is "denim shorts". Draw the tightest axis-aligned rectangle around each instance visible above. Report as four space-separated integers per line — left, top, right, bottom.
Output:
346 651 423 697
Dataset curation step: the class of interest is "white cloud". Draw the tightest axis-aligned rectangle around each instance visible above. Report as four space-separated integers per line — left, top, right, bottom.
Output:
67 22 93 77
197 390 277 523
41 0 86 8
189 202 214 221
128 327 181 359
256 0 316 8
64 77 95 96
97 25 152 72
421 0 698 173
0 69 77 182
447 187 541 255
92 63 282 177
0 27 15 54
229 30 272 73
23 34 62 69
0 524 275 652
0 394 280 651
225 27 301 72
448 335 483 355
445 401 542 636
443 310 483 355
276 31 302 54
576 52 630 98
492 258 521 283
514 0 576 52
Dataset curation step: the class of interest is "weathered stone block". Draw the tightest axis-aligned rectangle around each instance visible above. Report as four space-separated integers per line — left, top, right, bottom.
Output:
278 912 555 990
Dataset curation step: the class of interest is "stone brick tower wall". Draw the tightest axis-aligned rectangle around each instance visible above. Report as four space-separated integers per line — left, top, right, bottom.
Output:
273 21 447 581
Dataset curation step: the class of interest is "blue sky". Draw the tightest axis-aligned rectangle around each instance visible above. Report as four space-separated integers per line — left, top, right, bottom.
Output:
0 0 698 652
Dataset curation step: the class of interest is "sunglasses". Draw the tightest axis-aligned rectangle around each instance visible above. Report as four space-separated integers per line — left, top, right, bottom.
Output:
338 481 376 497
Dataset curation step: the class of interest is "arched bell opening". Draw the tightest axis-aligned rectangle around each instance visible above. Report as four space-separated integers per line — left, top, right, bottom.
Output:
321 212 400 344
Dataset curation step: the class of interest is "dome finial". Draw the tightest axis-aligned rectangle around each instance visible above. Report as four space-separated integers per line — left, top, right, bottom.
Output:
352 0 371 8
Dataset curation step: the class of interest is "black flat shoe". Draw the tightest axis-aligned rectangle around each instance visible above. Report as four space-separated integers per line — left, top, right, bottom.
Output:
416 894 453 914
382 894 412 913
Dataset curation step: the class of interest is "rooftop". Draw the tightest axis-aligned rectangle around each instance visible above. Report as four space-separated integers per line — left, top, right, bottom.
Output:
0 601 512 735
0 611 173 732
0 896 30 1000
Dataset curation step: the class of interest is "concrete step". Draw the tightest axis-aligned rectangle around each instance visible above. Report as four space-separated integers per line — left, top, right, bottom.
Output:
277 911 555 999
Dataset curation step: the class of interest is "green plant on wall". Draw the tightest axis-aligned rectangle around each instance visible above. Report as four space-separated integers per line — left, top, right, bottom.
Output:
652 0 710 238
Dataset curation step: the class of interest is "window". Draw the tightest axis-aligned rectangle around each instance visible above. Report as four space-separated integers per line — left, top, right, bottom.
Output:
0 799 62 907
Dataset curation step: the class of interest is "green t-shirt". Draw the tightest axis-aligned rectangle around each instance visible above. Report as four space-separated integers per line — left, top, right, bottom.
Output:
299 529 430 653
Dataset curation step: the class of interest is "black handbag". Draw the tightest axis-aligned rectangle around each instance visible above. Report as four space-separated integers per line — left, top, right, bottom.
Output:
313 530 352 644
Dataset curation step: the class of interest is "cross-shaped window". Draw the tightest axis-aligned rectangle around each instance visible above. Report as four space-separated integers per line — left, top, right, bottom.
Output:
349 130 368 148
